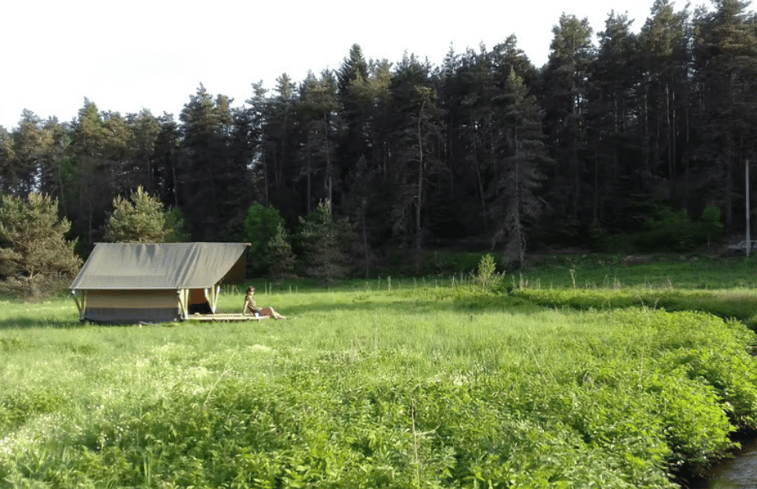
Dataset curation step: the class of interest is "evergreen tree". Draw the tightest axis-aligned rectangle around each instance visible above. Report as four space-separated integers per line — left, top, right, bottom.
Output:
589 11 642 229
388 55 444 262
336 44 372 186
103 186 185 243
0 126 15 194
638 0 691 199
267 222 296 283
243 202 286 275
179 85 236 239
541 14 595 231
127 110 162 192
152 113 182 207
67 100 113 246
299 71 340 210
11 111 48 196
342 155 379 278
492 70 549 267
299 200 355 285
241 82 270 206
693 0 757 230
263 74 300 217
37 117 68 200
0 192 81 300
455 47 499 232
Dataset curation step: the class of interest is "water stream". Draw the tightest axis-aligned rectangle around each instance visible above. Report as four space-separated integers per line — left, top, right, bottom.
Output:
703 440 757 488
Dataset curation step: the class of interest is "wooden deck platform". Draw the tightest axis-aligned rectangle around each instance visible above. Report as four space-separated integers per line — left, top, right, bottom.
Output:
184 313 269 322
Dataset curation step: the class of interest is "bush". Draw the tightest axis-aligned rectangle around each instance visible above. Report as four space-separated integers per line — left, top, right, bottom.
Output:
627 203 724 253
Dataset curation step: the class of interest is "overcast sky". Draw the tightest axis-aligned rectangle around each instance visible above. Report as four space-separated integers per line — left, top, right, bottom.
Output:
1 0 710 130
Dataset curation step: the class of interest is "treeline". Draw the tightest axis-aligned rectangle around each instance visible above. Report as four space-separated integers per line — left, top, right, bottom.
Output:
0 0 755 264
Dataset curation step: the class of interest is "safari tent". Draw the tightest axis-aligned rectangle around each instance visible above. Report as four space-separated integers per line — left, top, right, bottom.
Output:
70 242 249 324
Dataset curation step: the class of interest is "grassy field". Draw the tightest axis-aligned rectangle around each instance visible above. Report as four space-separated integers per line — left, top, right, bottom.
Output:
2 259 757 487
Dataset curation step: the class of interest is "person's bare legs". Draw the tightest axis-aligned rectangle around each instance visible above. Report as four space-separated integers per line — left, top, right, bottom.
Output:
260 307 286 319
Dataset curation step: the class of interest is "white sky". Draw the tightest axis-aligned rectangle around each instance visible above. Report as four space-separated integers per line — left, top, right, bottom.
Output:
0 0 702 130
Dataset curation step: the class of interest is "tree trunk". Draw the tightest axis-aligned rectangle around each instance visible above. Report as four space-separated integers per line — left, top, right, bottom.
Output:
415 100 425 270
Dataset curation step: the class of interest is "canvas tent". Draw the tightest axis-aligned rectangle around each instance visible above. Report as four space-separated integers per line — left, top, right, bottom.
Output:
70 242 249 324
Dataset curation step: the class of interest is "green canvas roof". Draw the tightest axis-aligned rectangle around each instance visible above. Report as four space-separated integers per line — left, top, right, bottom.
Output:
70 243 248 290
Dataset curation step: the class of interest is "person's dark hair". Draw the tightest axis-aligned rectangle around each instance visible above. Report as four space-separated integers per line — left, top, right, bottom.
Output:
246 286 255 294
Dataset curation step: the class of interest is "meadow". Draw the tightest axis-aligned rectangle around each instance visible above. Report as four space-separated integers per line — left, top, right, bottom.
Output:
2 257 757 487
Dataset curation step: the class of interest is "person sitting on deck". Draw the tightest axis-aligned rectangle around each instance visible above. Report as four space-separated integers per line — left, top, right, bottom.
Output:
242 286 286 319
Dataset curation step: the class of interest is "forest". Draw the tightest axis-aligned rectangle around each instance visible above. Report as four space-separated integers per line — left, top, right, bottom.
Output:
0 0 755 269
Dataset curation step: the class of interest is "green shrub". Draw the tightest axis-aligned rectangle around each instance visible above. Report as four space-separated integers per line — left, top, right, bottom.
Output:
631 203 724 252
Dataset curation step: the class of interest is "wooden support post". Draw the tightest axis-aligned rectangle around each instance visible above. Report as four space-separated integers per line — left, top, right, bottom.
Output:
71 291 84 317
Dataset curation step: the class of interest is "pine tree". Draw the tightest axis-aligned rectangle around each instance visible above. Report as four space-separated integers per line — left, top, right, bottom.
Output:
67 100 112 246
336 44 372 186
127 110 162 192
693 0 757 230
179 85 236 239
299 71 340 209
243 201 286 275
589 11 642 227
388 55 444 265
0 192 81 300
0 126 15 194
342 155 378 278
299 200 355 285
267 223 296 284
103 186 186 243
263 74 299 215
638 0 691 198
541 14 595 229
492 70 549 267
12 111 51 196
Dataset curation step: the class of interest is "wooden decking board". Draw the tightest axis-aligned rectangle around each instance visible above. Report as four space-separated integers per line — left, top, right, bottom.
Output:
184 313 269 322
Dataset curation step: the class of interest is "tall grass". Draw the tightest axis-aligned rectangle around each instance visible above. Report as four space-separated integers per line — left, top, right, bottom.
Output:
1 283 757 487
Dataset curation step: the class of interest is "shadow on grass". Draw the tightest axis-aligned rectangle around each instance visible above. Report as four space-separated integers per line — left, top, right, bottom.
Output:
0 317 84 329
247 294 545 318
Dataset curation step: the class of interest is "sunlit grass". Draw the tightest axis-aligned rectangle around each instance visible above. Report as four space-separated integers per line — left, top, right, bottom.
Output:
1 271 757 486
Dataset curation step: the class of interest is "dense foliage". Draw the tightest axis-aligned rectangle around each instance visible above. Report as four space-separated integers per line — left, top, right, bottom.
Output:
1 283 757 487
0 0 753 265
